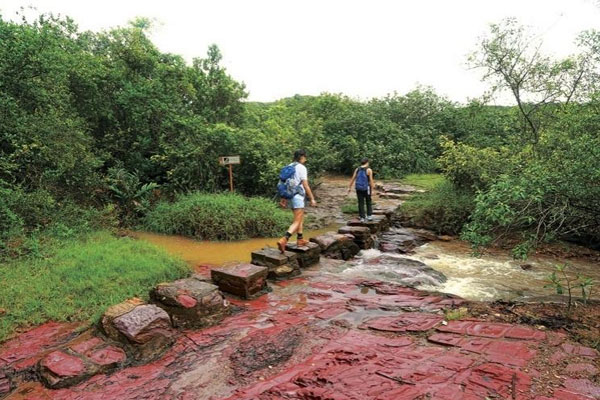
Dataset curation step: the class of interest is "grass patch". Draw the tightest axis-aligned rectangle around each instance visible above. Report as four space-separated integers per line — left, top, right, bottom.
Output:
143 192 290 241
399 173 445 190
0 231 189 342
399 180 474 235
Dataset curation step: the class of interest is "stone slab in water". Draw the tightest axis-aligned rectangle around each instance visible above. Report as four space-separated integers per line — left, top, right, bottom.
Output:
251 247 300 279
347 216 389 234
310 232 360 260
211 264 269 299
372 208 394 222
338 225 371 239
251 247 299 268
151 277 229 328
285 241 321 268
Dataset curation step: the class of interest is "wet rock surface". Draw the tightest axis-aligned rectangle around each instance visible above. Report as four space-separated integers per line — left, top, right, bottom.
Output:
251 247 300 279
338 225 375 249
310 232 360 260
151 277 229 328
211 263 269 299
378 226 433 253
0 371 11 397
284 241 321 268
39 351 89 389
3 274 600 399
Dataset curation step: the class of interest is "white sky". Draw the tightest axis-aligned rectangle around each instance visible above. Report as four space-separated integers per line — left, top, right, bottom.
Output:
2 0 600 102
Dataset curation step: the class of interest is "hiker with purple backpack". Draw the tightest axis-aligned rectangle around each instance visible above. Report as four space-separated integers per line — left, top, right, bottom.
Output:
348 158 374 222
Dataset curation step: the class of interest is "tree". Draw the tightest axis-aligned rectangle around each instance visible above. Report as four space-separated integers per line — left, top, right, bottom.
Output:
469 18 599 144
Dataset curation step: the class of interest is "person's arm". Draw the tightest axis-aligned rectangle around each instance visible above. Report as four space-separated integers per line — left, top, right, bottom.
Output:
368 168 375 193
348 168 358 193
302 179 317 206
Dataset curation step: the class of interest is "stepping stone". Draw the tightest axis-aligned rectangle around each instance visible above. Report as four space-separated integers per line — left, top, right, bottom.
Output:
372 208 394 222
347 215 389 233
211 264 269 299
338 226 374 249
285 241 321 268
39 350 89 389
0 371 11 397
151 277 229 328
310 232 360 260
378 192 412 200
251 247 300 279
101 301 174 362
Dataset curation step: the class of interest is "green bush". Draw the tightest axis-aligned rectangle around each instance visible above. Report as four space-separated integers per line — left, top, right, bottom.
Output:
0 231 189 342
143 192 290 240
399 180 474 235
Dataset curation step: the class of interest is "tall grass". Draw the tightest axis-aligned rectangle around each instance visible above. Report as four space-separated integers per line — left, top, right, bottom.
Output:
399 173 445 190
143 193 290 240
0 231 189 342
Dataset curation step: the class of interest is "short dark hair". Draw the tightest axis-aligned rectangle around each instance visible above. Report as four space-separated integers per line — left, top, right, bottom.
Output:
294 149 307 161
361 158 369 165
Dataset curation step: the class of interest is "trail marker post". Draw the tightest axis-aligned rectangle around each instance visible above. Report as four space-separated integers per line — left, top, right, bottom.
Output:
219 156 241 192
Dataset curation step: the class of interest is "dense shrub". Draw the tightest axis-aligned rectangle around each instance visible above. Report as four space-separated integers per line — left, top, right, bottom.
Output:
399 180 474 235
143 193 290 240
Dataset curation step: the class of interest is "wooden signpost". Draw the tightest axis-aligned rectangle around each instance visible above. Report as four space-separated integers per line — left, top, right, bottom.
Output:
219 156 241 192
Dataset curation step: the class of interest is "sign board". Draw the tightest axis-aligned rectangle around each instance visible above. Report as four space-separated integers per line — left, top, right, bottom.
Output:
219 156 241 165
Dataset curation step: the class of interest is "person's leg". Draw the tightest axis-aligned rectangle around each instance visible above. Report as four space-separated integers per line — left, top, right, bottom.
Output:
278 200 305 252
357 190 366 220
366 192 373 219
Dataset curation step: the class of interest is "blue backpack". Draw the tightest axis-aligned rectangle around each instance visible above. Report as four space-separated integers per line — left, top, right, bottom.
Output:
277 163 299 199
355 167 369 191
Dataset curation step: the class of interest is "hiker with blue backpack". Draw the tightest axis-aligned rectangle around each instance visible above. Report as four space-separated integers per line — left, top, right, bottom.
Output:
348 158 374 222
277 149 317 253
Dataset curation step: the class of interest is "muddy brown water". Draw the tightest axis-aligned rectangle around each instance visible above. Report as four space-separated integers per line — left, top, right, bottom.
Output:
132 224 342 266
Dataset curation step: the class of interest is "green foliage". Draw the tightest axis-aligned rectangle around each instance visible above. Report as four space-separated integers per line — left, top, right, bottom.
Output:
106 167 158 224
143 193 290 240
0 231 190 342
544 264 595 315
399 180 474 235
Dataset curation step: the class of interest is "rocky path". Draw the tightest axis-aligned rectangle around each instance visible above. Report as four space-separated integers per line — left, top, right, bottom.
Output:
1 191 599 400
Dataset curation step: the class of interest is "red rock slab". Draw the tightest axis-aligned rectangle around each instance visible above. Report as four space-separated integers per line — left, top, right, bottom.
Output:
552 388 597 400
461 363 532 399
70 337 104 355
39 351 88 388
361 312 444 332
0 322 82 372
484 340 537 367
87 346 126 367
505 325 546 341
563 378 600 398
565 363 599 377
561 343 599 358
428 333 491 354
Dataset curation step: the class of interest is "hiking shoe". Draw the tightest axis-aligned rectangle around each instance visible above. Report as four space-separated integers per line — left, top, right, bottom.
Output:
297 239 310 246
277 237 288 253
359 218 366 223
367 215 373 221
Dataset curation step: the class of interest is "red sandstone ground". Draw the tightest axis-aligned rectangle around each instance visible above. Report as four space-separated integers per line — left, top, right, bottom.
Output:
1 261 599 399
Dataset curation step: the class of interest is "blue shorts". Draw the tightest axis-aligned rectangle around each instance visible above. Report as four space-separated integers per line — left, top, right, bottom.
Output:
290 194 305 209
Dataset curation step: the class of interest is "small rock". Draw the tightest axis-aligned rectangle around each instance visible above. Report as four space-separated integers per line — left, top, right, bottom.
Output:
520 263 534 270
39 350 89 389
